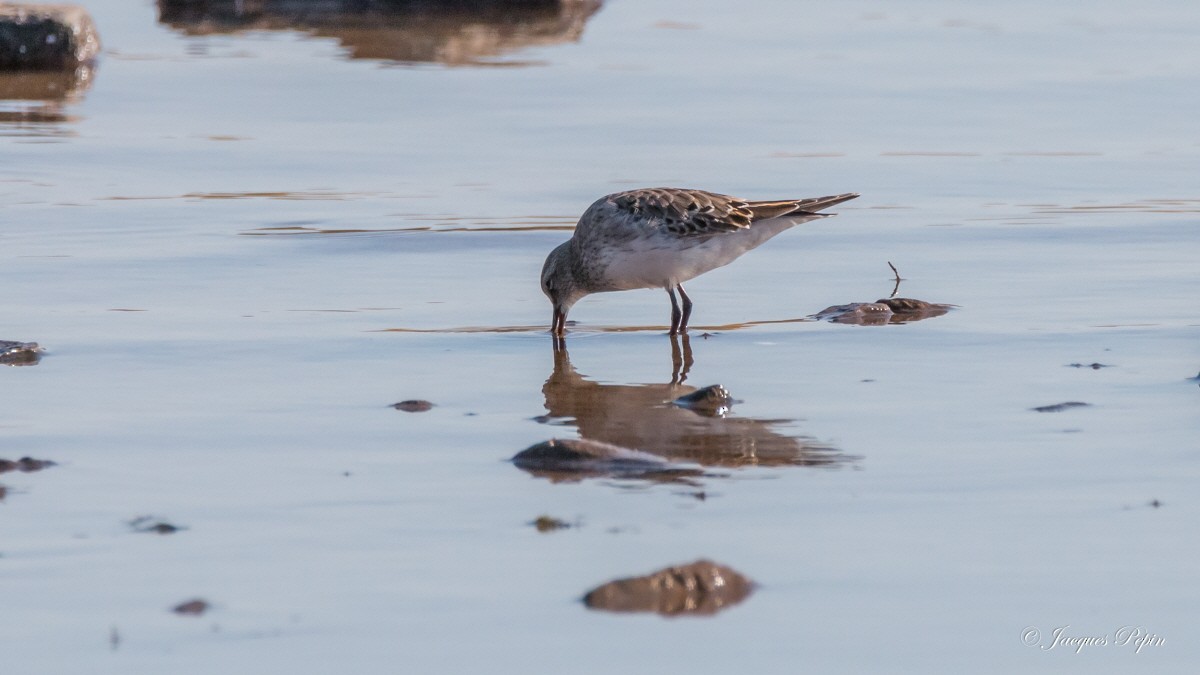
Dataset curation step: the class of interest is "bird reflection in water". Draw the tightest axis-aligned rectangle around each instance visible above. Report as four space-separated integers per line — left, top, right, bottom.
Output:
536 335 851 470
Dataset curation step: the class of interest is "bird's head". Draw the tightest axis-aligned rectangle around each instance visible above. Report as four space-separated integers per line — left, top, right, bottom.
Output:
541 241 587 334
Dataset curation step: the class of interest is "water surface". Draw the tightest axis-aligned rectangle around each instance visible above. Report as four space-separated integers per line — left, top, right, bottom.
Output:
2 0 1198 673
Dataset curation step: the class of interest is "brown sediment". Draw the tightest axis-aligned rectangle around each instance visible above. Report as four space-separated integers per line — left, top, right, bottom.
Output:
1031 402 1091 413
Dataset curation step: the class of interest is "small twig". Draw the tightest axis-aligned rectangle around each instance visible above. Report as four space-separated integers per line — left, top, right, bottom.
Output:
887 261 903 299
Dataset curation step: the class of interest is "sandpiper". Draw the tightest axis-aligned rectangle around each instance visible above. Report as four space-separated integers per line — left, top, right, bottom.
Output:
540 188 858 335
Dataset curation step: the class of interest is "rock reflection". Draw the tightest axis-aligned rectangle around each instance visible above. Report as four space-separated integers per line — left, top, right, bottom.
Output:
512 438 704 484
157 0 603 66
537 336 849 469
0 67 93 137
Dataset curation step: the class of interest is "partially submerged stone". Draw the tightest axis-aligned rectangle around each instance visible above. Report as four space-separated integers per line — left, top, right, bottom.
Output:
814 298 952 325
0 340 43 365
583 559 754 617
0 456 56 473
0 4 100 70
671 384 734 417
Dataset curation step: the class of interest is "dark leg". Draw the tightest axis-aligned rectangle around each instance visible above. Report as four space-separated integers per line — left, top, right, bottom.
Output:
677 284 693 332
667 287 681 335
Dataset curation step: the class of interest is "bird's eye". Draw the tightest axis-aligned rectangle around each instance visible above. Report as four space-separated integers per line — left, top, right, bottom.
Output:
546 280 555 292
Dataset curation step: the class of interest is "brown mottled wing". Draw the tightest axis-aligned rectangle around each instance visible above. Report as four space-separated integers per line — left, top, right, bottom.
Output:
605 188 858 238
608 188 755 237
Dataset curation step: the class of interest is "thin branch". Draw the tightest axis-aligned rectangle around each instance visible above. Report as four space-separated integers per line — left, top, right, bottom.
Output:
887 261 902 299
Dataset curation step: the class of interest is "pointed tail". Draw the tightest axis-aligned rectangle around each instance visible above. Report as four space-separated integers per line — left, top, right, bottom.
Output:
748 193 859 220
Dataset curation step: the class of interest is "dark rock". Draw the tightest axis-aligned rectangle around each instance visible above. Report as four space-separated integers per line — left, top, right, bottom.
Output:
671 384 734 417
1031 401 1091 413
0 340 43 365
583 559 754 616
392 399 434 412
172 599 209 615
1068 362 1111 369
0 4 100 70
0 456 56 473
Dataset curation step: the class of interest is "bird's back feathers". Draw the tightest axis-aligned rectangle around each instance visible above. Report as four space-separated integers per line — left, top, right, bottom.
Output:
595 188 858 238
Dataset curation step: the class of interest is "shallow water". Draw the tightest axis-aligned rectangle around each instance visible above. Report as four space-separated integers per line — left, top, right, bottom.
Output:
3 0 1199 672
